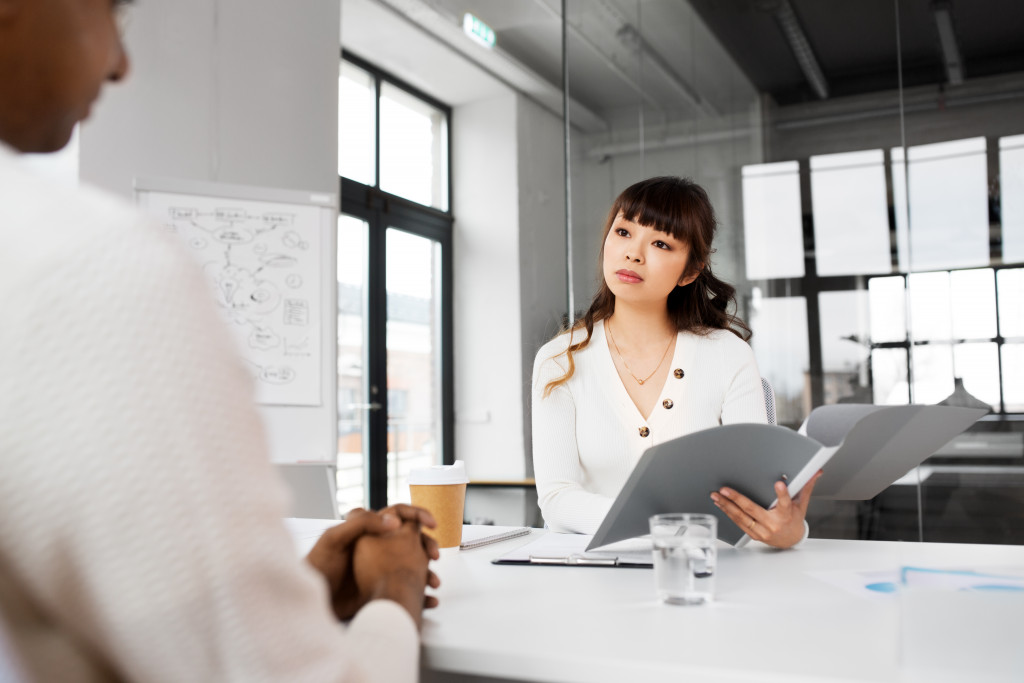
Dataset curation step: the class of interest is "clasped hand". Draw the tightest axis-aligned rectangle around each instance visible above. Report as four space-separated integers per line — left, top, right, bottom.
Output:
710 470 823 548
306 504 441 627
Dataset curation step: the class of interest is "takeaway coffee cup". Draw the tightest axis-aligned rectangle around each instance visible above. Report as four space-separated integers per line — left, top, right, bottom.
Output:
408 460 469 548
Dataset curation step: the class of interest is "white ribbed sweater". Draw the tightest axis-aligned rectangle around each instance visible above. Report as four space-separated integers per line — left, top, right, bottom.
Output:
531 320 768 534
0 143 417 683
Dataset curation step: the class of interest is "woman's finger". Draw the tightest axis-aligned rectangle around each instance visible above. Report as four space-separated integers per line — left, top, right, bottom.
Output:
711 491 764 536
794 470 824 510
773 480 793 511
715 487 767 523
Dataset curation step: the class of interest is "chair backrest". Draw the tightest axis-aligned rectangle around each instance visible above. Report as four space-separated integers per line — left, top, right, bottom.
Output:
274 463 340 519
761 376 777 426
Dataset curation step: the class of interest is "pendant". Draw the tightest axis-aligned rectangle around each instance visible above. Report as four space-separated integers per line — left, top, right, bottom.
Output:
637 378 645 385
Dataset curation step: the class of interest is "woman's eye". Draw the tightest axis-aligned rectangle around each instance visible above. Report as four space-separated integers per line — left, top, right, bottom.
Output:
654 240 669 250
616 228 630 237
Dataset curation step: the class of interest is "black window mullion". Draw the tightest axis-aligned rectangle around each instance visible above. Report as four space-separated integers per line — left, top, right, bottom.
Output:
366 210 389 509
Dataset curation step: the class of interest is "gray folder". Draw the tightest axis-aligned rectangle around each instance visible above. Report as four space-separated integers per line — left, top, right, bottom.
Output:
587 405 986 549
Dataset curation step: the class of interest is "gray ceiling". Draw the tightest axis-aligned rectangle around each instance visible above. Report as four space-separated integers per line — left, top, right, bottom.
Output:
689 0 1024 105
426 0 1024 115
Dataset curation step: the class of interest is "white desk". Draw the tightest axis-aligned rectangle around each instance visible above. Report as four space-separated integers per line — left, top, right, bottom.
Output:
419 530 1024 683
286 521 1024 682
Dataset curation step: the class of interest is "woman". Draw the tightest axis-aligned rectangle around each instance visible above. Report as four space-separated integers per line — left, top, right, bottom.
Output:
532 176 820 548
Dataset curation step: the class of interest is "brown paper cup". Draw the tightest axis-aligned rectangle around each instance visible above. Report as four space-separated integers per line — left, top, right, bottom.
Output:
410 483 467 548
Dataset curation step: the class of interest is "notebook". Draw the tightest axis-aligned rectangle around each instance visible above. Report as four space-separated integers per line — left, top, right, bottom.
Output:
460 525 532 550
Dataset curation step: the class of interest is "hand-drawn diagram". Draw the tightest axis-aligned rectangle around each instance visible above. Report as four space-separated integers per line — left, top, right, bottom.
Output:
142 193 322 406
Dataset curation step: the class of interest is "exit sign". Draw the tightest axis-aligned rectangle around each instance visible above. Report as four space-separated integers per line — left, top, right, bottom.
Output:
463 13 495 49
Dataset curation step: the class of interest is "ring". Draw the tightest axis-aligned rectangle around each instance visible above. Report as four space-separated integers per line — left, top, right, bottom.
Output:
749 519 758 530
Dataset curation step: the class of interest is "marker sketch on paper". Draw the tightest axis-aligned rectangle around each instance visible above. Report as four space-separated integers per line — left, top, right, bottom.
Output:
144 193 322 406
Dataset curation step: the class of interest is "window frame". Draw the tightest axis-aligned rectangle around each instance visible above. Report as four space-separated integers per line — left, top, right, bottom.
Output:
339 51 455 510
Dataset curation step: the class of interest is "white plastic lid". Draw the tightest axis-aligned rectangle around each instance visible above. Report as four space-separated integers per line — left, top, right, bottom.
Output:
407 460 469 486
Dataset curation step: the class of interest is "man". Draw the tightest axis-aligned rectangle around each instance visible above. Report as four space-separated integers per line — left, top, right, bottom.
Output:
0 1 439 680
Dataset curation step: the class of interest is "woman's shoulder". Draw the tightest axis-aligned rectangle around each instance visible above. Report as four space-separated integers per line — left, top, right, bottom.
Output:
685 327 754 358
533 324 601 375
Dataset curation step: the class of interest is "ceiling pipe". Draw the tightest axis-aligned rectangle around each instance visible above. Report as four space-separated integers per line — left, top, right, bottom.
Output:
615 23 720 118
931 0 965 85
767 0 830 99
586 126 751 160
530 0 665 114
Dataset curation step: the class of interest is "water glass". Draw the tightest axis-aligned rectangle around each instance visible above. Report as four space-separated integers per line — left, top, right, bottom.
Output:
649 513 717 605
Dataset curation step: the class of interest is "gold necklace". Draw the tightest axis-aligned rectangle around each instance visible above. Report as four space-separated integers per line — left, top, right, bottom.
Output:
606 321 675 385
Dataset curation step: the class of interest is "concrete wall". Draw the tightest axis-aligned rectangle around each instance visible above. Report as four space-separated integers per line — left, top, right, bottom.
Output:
516 95 568 478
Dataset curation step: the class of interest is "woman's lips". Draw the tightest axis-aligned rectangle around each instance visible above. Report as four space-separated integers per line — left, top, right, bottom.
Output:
616 269 643 284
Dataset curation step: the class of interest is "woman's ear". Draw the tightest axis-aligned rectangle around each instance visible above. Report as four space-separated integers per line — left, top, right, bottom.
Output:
678 264 702 287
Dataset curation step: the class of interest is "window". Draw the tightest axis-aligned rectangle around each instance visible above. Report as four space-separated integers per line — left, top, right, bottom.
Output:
742 137 1022 422
866 267 1013 411
337 53 453 511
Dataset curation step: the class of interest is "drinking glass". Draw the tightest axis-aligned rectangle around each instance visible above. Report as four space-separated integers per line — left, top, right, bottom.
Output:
649 513 717 605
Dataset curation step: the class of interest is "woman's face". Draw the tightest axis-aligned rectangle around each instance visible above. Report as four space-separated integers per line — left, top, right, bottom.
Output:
602 213 698 307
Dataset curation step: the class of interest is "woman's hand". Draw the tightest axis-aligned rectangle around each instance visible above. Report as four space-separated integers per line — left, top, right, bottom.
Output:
710 470 823 548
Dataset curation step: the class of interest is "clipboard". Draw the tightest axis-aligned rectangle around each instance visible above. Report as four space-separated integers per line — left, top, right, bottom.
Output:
493 532 653 568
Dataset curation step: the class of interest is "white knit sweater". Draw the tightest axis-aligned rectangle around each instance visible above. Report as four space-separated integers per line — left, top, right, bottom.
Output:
531 319 768 534
0 143 417 683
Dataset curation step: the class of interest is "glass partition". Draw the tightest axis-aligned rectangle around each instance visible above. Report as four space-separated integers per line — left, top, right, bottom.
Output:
563 0 1024 544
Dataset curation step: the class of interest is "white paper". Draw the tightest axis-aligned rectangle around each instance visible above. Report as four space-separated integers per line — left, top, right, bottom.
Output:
141 192 323 406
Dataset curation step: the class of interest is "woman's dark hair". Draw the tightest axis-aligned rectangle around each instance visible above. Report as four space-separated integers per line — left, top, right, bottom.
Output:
544 176 750 396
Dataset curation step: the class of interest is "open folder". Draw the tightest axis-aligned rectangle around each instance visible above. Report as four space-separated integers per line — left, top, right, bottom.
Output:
587 404 986 549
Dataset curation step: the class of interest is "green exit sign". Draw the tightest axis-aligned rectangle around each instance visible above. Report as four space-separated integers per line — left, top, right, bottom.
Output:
463 13 495 49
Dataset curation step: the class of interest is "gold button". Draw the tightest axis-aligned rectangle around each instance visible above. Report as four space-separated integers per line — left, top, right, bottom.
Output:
663 399 674 409
639 426 650 438
673 368 684 379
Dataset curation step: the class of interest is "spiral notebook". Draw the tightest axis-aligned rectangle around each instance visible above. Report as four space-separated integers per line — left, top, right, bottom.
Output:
460 525 531 550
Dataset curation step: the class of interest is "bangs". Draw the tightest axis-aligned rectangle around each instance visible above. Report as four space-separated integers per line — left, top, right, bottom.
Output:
612 177 701 242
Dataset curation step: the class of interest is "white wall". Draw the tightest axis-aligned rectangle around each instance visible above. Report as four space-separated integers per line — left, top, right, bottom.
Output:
81 0 340 195
78 0 342 463
452 93 525 479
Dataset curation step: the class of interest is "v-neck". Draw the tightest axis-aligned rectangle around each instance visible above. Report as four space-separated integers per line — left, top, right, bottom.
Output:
596 320 686 424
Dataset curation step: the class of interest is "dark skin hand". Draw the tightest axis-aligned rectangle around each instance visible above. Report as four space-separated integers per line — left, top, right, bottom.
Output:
352 514 440 629
306 505 440 625
711 470 823 548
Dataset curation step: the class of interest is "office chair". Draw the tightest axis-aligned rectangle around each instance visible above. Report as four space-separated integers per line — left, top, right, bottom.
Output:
761 376 777 426
274 463 341 519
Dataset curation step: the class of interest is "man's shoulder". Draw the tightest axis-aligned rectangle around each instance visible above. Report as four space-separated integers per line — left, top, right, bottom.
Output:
0 167 179 280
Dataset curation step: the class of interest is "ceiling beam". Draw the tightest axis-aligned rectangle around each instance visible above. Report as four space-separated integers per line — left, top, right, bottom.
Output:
931 0 965 86
769 0 829 99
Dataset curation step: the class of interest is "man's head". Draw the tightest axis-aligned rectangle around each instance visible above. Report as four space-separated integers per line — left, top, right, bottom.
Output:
0 0 130 153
